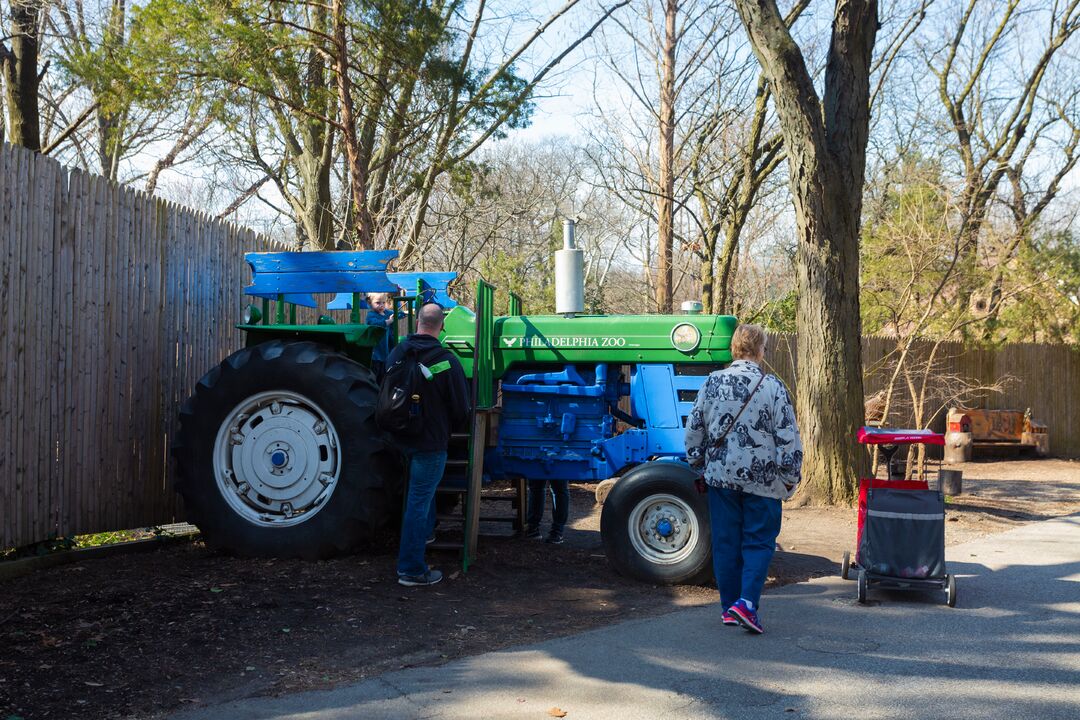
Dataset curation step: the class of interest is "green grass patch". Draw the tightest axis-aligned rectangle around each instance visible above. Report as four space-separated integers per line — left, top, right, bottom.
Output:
1 528 167 562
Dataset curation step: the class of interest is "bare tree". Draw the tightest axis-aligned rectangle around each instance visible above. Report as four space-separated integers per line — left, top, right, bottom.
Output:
393 0 629 263
654 0 678 312
732 0 877 505
689 74 784 314
862 159 989 459
417 138 635 311
1 0 43 150
924 0 1080 335
588 0 738 312
867 352 1012 477
689 0 813 314
856 0 1080 389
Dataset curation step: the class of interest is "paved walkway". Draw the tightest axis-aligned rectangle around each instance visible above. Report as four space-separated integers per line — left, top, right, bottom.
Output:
170 514 1080 720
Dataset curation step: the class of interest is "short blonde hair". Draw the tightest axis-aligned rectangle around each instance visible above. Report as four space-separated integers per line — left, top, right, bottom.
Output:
731 324 766 360
367 292 388 305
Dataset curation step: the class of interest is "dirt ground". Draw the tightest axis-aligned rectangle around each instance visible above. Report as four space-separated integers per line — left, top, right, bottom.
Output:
2 458 1078 720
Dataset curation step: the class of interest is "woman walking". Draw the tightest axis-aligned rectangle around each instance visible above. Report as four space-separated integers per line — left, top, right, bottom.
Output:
685 324 802 634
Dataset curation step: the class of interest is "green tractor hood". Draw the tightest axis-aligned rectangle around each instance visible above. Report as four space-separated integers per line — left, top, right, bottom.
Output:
441 307 737 378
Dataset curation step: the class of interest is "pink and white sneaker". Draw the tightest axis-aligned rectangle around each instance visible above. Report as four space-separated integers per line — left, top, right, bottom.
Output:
729 598 764 634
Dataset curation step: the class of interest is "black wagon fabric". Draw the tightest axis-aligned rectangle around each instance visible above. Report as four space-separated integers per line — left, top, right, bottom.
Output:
859 488 946 579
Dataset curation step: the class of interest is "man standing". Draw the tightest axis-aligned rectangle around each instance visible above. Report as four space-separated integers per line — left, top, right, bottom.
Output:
685 324 802 634
388 303 470 587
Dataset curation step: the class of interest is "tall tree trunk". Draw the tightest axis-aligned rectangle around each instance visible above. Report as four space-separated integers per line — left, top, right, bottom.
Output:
294 130 334 250
275 2 336 251
369 74 418 227
96 109 123 180
716 221 741 313
354 50 392 247
700 255 714 311
655 0 678 314
333 0 374 250
733 0 876 505
2 0 42 151
695 186 718 312
95 0 127 180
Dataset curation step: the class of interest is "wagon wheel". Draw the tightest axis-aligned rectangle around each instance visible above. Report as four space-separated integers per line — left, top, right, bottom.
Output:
857 569 868 604
946 574 958 608
841 551 851 580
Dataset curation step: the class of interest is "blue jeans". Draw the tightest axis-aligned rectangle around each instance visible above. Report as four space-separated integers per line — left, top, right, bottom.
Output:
396 451 447 577
708 485 782 609
526 479 570 534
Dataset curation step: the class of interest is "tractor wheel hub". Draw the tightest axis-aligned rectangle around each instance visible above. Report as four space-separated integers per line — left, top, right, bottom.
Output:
214 390 341 527
627 493 699 565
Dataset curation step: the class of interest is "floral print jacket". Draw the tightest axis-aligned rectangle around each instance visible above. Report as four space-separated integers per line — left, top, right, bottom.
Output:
684 360 803 500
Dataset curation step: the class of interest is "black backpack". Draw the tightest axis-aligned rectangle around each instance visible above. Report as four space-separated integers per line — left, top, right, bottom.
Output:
375 344 448 436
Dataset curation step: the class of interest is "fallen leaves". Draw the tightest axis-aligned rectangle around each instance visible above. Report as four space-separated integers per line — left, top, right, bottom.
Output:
548 707 568 717
34 631 62 648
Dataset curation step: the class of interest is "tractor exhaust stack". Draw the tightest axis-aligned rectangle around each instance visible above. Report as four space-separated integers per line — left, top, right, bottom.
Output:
555 218 584 317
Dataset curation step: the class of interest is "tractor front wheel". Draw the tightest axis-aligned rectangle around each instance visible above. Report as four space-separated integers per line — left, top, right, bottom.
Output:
174 340 399 559
601 462 712 585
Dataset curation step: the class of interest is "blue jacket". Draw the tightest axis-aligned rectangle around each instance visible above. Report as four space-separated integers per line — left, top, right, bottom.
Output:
366 308 394 362
684 360 803 499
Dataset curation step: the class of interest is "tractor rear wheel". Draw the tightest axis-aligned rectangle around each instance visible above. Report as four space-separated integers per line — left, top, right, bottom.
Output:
601 462 712 585
174 340 399 559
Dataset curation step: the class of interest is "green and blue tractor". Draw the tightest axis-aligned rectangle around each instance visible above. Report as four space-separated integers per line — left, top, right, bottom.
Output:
176 221 737 584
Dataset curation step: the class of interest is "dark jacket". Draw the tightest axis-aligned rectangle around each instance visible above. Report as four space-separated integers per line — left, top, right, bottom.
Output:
385 333 471 452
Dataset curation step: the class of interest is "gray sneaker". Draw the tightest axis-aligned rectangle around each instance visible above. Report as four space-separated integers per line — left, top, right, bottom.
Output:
398 569 443 587
522 526 542 540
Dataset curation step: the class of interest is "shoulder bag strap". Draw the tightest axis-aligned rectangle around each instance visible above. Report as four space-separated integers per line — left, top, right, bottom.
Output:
418 344 454 368
712 373 767 447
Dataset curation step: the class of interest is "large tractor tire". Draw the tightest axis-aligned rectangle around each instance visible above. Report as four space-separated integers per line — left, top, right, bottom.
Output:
601 462 713 585
174 340 400 559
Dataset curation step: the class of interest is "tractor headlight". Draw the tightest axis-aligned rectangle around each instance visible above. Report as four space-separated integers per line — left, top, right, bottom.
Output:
671 323 701 353
242 304 262 325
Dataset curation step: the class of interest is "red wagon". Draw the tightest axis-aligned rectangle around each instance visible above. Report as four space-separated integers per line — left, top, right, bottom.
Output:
840 427 957 607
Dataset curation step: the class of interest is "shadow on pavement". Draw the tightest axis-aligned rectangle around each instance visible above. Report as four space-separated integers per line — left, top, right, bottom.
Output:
166 517 1080 720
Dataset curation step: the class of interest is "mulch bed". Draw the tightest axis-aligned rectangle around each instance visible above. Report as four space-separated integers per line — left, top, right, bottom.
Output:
1 527 729 720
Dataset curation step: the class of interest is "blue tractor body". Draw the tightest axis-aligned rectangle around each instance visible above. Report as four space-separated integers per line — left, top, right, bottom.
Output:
487 363 715 483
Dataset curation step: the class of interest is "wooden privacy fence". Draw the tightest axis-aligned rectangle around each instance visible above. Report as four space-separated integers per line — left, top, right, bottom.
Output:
0 143 284 550
3 143 1079 550
764 334 1080 457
